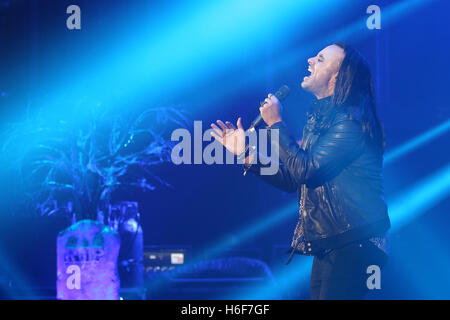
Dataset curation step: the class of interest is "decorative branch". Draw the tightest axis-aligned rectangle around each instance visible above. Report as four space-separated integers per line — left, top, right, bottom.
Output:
1 105 189 220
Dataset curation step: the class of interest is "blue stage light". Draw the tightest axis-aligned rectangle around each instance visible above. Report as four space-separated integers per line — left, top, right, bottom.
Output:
389 163 450 231
385 119 450 164
20 0 346 124
0 248 36 299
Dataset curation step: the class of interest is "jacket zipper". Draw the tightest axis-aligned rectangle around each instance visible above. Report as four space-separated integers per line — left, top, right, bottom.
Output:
286 133 311 264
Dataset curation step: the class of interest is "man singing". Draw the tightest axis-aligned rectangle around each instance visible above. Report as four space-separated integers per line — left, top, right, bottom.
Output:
210 42 390 300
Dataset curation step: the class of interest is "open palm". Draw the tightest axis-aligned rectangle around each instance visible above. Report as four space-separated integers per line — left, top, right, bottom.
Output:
210 118 246 156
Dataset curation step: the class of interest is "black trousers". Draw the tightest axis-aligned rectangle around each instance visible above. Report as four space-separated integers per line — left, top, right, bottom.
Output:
310 238 388 300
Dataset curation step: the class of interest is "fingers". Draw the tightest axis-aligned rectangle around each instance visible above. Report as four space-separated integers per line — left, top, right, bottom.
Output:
267 93 280 103
210 130 223 143
269 93 280 104
216 120 229 132
260 98 271 115
210 123 223 136
261 93 281 112
211 118 242 141
226 121 237 130
237 117 243 130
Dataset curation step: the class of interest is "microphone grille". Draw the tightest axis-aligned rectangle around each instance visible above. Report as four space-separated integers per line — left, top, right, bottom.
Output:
275 85 290 101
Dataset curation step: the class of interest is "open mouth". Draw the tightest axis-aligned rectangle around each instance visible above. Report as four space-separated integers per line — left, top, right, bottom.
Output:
304 67 313 80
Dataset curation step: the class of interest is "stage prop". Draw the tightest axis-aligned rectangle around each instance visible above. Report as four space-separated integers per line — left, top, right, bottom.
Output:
56 220 120 300
108 201 145 299
144 252 278 299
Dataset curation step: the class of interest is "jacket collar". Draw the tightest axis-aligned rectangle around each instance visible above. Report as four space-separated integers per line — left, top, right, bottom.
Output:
305 96 338 135
309 95 334 116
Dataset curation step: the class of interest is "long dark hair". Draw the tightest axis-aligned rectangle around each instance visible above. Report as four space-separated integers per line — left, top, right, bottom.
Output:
332 42 385 153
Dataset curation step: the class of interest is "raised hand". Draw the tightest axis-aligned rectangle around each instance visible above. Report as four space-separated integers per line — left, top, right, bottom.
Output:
210 118 246 156
260 93 283 127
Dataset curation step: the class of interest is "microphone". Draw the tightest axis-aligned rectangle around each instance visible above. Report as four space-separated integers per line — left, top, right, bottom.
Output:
248 85 290 131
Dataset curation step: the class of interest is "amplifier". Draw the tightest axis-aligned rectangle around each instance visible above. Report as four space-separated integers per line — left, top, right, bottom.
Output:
143 245 192 274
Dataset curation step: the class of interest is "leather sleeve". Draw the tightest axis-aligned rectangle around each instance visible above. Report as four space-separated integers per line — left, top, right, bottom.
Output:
247 161 297 193
269 116 365 186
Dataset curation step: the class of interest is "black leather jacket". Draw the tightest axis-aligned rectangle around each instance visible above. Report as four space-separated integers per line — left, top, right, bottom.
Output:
248 97 390 257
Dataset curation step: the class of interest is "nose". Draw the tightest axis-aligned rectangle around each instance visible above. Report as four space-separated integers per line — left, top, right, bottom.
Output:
307 57 314 65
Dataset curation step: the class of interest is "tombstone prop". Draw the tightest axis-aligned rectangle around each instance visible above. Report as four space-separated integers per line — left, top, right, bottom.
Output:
56 220 120 300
